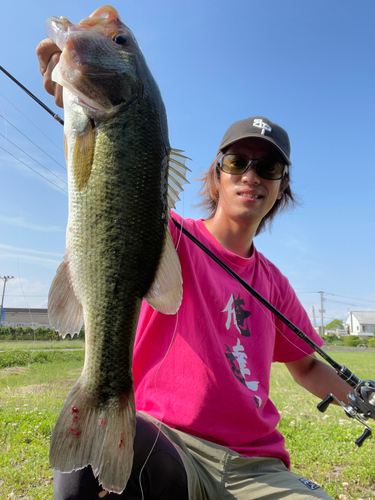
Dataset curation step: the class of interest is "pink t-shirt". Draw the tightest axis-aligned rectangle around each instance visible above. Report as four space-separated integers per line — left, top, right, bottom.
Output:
133 212 323 468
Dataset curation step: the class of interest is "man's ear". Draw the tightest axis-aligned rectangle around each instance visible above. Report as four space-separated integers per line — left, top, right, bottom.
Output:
277 177 289 200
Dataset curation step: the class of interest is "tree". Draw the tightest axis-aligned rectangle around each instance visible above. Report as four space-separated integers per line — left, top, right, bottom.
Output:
325 319 344 331
344 335 361 347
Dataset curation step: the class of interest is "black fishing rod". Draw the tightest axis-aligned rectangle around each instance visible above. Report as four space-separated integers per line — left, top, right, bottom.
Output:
0 66 64 126
171 216 375 447
5 65 374 446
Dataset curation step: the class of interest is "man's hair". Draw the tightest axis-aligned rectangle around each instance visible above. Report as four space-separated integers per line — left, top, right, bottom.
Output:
197 153 296 236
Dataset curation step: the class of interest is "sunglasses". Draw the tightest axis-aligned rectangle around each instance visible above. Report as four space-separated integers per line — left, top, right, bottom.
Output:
217 154 288 180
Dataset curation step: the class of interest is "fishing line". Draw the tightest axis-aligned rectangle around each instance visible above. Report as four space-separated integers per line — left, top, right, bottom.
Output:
171 217 361 388
138 311 180 500
16 261 36 331
138 214 186 497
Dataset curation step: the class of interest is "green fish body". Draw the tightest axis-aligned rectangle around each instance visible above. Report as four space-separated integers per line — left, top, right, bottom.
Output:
46 6 188 494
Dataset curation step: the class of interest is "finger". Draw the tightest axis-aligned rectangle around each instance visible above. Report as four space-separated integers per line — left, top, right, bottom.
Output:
36 38 61 75
43 52 64 107
54 84 64 108
43 52 61 94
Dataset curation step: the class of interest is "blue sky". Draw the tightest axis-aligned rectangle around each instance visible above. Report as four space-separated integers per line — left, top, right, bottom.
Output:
0 0 374 329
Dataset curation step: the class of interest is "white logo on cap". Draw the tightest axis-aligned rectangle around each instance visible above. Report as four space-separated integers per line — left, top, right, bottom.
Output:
253 119 272 135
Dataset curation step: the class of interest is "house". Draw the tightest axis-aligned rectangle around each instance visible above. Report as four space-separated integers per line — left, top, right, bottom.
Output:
345 311 375 337
0 308 50 329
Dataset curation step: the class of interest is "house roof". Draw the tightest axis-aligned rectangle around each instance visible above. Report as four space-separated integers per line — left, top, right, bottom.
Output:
346 311 375 324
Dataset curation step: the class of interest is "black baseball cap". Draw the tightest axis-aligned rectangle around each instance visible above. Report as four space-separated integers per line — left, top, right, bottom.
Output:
218 117 291 165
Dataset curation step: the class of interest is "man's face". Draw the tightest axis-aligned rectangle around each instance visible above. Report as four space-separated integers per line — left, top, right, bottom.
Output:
216 138 288 226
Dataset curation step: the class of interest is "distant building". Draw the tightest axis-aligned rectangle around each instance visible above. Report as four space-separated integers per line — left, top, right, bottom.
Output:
1 308 50 329
315 326 348 337
314 326 324 336
345 311 375 337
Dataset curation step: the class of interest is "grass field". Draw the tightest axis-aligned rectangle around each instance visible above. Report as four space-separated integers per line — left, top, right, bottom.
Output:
0 343 374 499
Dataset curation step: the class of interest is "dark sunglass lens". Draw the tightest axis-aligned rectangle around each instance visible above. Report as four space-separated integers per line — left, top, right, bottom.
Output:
256 160 285 180
221 155 249 174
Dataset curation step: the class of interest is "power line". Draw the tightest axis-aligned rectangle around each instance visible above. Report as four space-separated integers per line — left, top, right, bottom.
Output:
0 132 67 186
0 145 67 194
7 295 47 297
297 290 374 304
329 293 375 304
0 91 64 153
0 113 66 171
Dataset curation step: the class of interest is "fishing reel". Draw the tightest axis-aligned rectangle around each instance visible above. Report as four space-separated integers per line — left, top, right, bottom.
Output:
318 375 375 447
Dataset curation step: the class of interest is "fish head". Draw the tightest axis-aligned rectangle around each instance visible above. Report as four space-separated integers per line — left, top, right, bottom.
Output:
45 6 150 114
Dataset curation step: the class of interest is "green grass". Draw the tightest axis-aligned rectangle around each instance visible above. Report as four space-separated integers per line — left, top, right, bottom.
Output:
1 346 375 498
0 340 85 351
0 351 83 499
271 352 375 499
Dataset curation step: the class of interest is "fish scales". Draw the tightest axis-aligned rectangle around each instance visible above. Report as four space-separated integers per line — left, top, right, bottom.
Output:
46 5 188 494
72 100 168 401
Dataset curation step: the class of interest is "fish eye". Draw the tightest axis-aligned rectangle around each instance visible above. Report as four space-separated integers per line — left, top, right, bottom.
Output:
113 34 128 45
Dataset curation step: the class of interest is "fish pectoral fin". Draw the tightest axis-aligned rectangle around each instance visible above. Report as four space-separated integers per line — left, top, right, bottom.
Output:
49 379 136 494
72 120 95 191
144 228 183 314
167 148 190 214
48 256 84 338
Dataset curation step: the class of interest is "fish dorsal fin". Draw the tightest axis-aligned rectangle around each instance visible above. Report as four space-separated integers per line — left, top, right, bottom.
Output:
144 149 190 314
48 254 84 338
167 148 190 214
144 229 183 314
72 120 95 191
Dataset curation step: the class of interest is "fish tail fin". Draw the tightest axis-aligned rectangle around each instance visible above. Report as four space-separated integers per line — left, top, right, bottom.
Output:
49 378 136 494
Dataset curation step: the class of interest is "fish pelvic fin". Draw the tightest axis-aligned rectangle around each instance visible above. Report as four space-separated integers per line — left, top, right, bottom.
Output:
72 119 95 191
144 228 183 314
48 255 84 337
49 379 136 494
167 148 190 214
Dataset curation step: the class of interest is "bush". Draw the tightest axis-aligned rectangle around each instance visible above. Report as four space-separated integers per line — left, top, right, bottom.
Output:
323 334 339 344
0 326 84 341
368 338 375 348
0 349 84 369
344 335 361 347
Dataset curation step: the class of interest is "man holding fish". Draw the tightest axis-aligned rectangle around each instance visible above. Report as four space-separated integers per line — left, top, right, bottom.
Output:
37 6 351 500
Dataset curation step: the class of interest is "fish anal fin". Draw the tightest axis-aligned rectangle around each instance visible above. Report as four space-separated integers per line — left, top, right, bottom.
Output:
72 120 95 191
49 379 136 494
144 228 182 314
48 255 84 338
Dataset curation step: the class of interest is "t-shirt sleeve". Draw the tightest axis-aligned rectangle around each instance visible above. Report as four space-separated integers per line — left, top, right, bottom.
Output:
271 270 324 363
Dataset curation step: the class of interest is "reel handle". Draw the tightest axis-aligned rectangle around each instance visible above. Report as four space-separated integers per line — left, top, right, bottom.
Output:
355 428 372 447
317 394 335 413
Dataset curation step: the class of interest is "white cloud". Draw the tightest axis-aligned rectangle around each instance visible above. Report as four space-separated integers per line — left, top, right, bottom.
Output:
2 277 49 309
0 214 63 232
0 251 61 269
0 243 62 257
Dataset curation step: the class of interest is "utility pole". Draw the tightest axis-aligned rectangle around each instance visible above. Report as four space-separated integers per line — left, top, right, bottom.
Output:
318 291 325 336
0 276 14 327
312 305 317 327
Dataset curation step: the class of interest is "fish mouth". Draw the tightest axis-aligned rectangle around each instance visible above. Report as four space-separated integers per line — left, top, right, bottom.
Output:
45 16 71 51
45 17 116 113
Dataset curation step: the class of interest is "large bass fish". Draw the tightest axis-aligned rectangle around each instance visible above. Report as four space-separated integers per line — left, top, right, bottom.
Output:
46 5 188 494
